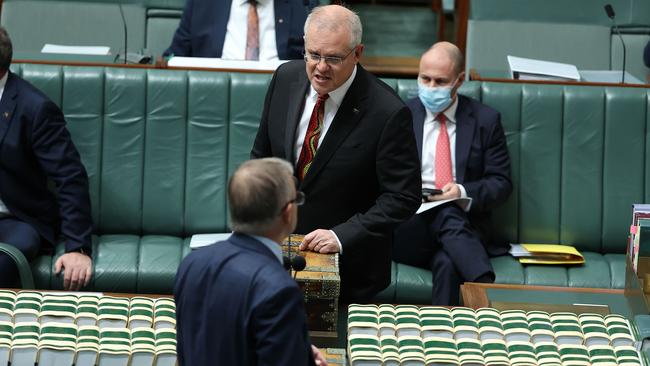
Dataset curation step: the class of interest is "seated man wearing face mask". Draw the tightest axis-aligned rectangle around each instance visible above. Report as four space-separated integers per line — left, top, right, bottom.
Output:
393 42 512 306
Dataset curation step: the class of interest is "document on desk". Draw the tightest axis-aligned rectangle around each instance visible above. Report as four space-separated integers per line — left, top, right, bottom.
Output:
416 197 472 215
41 44 111 55
168 57 288 71
189 233 232 249
507 55 580 81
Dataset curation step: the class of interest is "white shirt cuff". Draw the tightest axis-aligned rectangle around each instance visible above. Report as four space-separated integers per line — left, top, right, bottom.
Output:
458 183 468 199
329 230 343 254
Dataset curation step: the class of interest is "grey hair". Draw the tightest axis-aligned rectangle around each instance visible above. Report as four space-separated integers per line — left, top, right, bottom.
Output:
0 27 13 73
228 157 295 235
304 5 363 50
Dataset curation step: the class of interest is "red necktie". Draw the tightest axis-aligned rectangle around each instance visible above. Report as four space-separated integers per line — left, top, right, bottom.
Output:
296 94 329 181
245 1 259 60
435 113 453 189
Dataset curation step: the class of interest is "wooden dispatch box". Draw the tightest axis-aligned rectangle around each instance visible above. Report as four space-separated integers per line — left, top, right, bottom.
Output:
282 235 340 340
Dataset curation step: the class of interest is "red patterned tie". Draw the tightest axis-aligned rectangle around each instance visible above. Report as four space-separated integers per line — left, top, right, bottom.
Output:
296 94 329 181
245 0 259 60
435 113 453 189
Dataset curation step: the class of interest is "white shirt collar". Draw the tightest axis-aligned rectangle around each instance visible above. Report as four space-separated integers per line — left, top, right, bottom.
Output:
307 65 357 107
425 95 459 124
0 72 9 93
249 234 283 264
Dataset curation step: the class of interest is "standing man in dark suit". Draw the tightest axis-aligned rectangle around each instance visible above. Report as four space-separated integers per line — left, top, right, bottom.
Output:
393 42 512 306
0 27 93 290
165 0 318 60
251 5 421 302
174 158 327 366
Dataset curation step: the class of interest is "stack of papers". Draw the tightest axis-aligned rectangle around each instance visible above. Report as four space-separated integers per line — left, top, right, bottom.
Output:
507 55 580 82
509 244 584 265
41 44 110 56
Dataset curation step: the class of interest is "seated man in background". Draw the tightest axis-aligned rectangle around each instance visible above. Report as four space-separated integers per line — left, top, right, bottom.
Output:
0 27 93 290
393 42 512 305
174 157 327 366
165 0 318 60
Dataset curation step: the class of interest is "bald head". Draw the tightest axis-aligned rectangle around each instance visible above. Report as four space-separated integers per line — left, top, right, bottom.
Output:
304 5 362 50
228 158 295 235
422 42 464 78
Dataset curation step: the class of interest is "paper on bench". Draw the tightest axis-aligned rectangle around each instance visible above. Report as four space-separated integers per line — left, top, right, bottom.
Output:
189 233 232 249
168 57 288 71
507 55 580 81
41 44 110 55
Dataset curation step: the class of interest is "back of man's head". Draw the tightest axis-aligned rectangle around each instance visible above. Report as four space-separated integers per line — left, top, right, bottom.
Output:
228 158 294 236
0 27 12 74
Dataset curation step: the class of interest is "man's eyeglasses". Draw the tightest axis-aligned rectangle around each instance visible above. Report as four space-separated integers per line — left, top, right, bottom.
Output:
303 47 355 66
280 191 305 215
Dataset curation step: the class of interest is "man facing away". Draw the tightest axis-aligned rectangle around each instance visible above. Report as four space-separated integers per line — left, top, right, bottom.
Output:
0 26 93 290
251 5 421 302
393 42 513 306
174 157 327 366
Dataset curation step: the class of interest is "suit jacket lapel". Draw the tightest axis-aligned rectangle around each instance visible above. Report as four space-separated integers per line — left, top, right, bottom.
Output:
455 95 475 184
284 79 309 161
412 99 426 161
273 0 289 58
300 65 367 189
0 72 17 146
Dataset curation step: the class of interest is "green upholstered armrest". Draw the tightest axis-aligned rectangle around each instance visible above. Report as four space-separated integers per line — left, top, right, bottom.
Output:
0 243 35 289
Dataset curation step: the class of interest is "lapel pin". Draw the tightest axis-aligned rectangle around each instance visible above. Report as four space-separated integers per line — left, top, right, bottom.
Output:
3 112 8 119
352 108 360 114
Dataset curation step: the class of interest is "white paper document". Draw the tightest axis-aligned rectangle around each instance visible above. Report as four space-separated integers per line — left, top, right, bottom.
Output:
508 244 532 257
168 57 288 71
416 197 472 215
507 55 580 81
189 233 232 249
41 44 110 55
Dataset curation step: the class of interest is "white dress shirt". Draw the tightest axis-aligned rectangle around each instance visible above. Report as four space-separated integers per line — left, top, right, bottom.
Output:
222 0 279 61
421 97 468 198
293 66 358 253
293 66 357 163
0 72 10 216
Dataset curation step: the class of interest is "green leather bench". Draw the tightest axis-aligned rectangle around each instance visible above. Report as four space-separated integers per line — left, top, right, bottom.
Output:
465 0 650 82
8 63 650 304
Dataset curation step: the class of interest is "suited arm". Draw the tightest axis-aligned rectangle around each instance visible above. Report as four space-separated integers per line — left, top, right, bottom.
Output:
164 0 195 57
332 107 422 249
462 115 512 213
253 284 315 366
31 100 92 254
250 70 279 159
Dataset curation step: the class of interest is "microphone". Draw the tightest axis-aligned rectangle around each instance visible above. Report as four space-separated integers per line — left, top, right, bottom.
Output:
283 234 306 278
604 4 627 83
118 3 128 64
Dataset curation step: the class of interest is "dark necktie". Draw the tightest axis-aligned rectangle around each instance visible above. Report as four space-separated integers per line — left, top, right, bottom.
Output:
296 94 329 181
245 0 259 60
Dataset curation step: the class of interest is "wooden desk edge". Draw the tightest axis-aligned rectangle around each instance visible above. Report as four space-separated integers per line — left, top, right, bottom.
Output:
470 68 650 89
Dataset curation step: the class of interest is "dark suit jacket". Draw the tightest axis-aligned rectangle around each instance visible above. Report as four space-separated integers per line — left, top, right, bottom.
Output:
165 0 317 59
174 233 315 366
644 40 650 68
409 95 512 255
0 72 92 253
251 61 421 301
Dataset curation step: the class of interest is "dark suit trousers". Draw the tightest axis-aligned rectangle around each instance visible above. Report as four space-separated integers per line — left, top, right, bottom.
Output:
0 217 42 287
393 203 494 305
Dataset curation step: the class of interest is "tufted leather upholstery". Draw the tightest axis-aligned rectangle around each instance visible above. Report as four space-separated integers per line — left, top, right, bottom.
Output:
9 64 650 302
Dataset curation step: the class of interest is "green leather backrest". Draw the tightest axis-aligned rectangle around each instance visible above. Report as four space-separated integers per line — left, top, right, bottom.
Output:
9 63 650 255
10 64 230 236
353 4 438 58
1 0 146 54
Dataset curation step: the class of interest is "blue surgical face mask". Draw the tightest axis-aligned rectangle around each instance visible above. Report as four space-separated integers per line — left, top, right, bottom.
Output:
418 82 454 113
